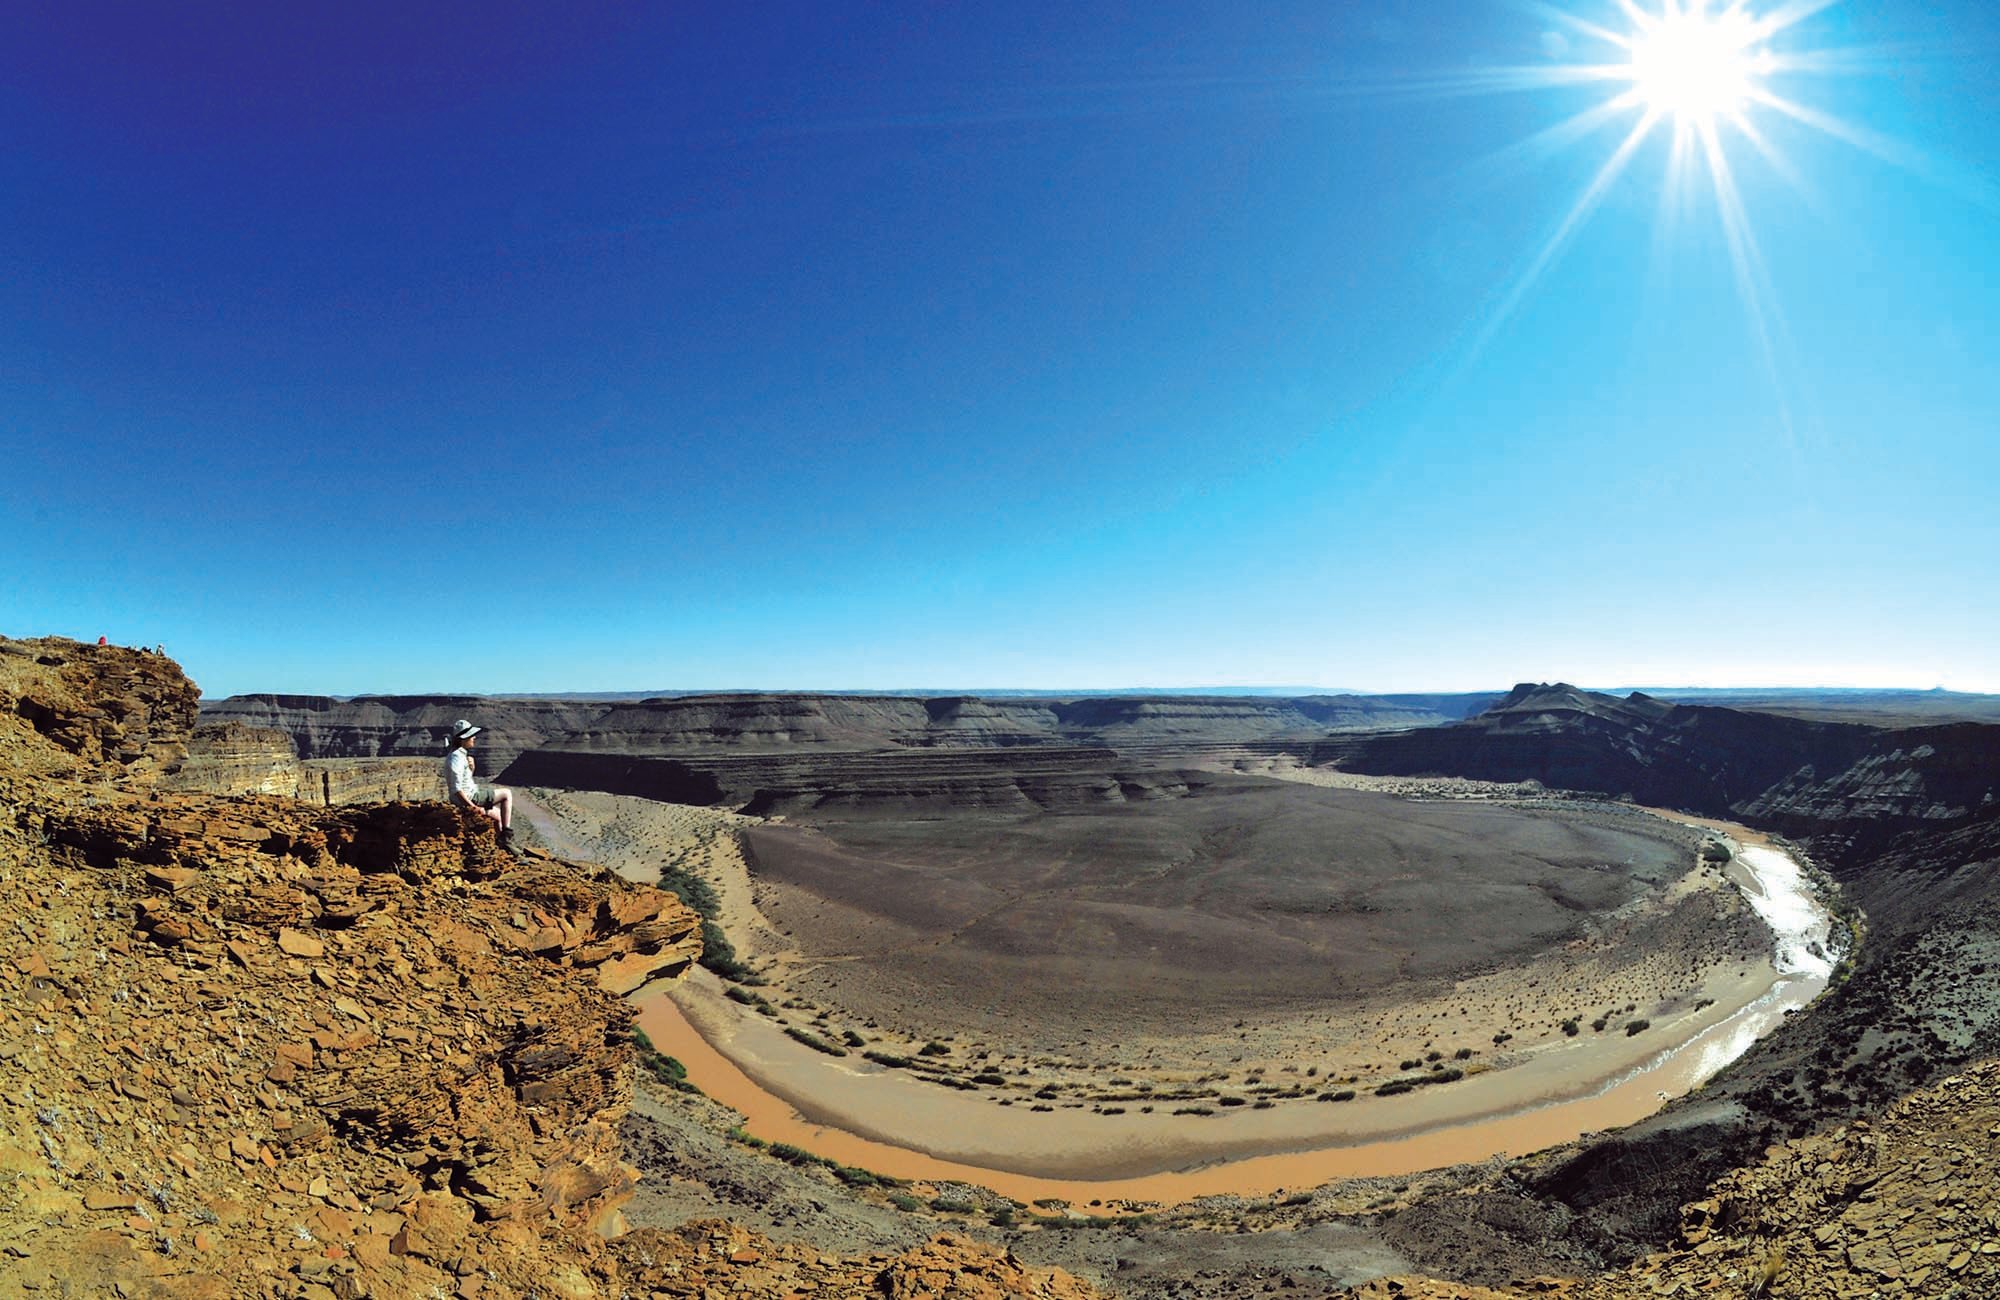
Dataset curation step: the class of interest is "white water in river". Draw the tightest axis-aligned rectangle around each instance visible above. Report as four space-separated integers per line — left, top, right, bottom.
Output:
1737 845 1836 980
1602 842 1835 1095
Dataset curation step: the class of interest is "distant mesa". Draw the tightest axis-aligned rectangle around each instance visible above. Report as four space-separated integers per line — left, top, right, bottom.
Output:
197 689 1503 812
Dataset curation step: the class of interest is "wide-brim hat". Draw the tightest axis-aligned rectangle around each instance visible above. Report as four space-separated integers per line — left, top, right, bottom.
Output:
449 719 483 741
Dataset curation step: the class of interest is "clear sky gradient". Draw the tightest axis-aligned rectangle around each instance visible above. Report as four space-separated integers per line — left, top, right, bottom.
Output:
4 3 1996 698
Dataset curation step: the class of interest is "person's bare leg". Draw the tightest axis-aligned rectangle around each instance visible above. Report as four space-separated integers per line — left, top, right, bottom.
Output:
493 788 513 832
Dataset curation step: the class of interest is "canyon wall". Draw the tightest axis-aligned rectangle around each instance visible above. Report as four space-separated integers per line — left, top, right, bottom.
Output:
166 720 446 803
163 721 303 795
202 689 1498 775
543 692 1497 755
198 694 611 773
1338 682 2000 865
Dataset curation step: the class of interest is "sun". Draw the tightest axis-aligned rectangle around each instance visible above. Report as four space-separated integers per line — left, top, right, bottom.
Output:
1442 0 1883 416
1624 4 1775 124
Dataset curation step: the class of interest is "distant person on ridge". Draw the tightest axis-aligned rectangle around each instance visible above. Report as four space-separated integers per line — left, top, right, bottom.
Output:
445 719 514 847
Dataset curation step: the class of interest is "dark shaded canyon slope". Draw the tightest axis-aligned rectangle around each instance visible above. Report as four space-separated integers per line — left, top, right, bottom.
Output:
1333 684 2000 1276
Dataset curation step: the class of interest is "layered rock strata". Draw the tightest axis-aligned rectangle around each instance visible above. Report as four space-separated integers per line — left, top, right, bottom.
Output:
203 689 1501 785
1334 683 2000 861
165 721 304 796
167 721 444 804
198 695 611 775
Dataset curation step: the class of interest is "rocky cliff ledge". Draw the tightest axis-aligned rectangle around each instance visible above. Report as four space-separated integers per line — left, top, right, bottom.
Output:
1344 1058 2000 1298
0 641 703 1296
1 634 200 785
0 637 1100 1300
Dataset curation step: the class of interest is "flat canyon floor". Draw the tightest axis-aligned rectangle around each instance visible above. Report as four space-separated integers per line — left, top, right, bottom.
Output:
735 775 1736 1048
522 774 1772 1175
515 773 1796 1296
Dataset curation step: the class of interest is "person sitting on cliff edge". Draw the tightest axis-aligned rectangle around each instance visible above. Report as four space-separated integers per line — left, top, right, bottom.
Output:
445 719 514 848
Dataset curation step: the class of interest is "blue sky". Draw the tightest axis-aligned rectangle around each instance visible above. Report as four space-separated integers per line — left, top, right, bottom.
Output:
4 2 1996 697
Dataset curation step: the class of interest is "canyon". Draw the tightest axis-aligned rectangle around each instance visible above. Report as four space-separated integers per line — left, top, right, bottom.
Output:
5 634 1997 1297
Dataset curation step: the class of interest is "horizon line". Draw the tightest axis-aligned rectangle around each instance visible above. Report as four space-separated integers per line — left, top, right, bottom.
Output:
202 681 1988 701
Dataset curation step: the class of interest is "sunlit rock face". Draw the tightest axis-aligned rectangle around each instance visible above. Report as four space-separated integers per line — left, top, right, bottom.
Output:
167 720 447 804
0 634 716 1296
0 634 201 786
166 720 305 796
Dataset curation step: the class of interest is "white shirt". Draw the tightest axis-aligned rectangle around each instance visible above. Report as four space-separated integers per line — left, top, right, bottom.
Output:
446 748 478 800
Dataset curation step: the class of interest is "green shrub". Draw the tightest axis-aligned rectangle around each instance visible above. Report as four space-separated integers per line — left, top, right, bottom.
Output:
920 1041 950 1056
698 925 757 981
767 1142 820 1167
1319 1089 1357 1103
889 1193 923 1212
655 860 763 982
784 1026 849 1057
631 1029 700 1094
1375 1081 1414 1097
930 1197 974 1214
1626 1019 1651 1036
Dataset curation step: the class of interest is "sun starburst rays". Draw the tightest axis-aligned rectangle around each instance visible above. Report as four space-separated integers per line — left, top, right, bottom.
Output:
1442 0 1887 399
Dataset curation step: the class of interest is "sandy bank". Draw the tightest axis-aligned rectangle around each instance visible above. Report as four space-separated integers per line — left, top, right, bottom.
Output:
537 781 1832 1198
634 950 1801 1203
